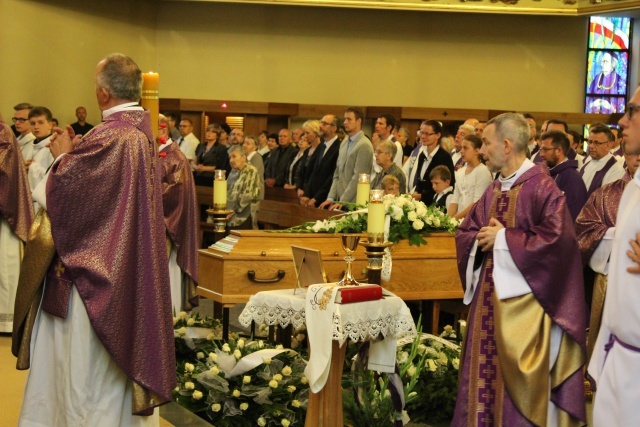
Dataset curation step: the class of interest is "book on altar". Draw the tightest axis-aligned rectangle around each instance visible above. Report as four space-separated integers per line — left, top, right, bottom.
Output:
335 284 383 304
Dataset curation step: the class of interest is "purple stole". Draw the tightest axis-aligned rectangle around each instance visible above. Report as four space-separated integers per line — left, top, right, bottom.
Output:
461 187 520 425
580 156 618 197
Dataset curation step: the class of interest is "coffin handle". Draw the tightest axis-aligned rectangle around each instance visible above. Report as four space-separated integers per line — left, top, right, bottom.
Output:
247 269 286 284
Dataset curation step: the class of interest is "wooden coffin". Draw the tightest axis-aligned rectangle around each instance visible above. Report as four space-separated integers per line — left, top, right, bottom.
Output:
197 230 463 303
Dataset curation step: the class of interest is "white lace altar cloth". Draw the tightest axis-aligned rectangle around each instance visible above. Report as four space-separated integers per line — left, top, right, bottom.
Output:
238 288 416 346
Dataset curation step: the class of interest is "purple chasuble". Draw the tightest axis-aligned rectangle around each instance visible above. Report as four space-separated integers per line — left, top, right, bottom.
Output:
44 109 176 414
453 164 587 426
580 156 619 197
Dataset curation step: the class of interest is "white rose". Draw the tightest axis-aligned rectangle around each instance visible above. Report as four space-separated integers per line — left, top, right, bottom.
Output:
407 365 416 377
237 339 245 349
234 349 242 359
184 381 195 390
391 205 403 220
406 200 416 211
282 366 292 376
287 385 296 393
417 344 427 355
394 197 406 208
243 375 251 384
206 333 216 341
209 352 218 362
174 386 180 393
179 311 188 319
427 359 437 372
211 403 221 412
232 389 241 397
407 211 417 221
172 317 179 325
272 374 283 381
269 380 279 388
397 351 409 364
292 400 301 408
258 417 267 426
210 366 220 375
412 219 424 230
401 410 410 424
187 318 195 326
300 376 308 384
177 327 187 336
264 357 272 365
196 352 205 359
222 343 231 353
281 419 291 427
240 402 249 411
452 358 460 370
416 205 427 218
185 363 194 373
433 217 441 227
439 352 449 364
276 344 284 350
328 220 337 229
192 390 203 400
258 340 264 348
312 220 324 232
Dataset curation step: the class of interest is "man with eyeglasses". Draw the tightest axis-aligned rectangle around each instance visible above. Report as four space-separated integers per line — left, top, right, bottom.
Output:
12 102 35 161
538 130 587 220
587 88 640 426
319 107 373 209
301 115 341 208
579 123 624 198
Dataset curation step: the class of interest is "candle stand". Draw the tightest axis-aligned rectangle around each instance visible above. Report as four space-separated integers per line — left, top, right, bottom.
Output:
359 240 394 285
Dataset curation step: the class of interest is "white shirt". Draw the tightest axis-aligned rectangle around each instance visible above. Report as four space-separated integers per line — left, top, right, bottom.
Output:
323 136 338 157
403 145 440 193
581 153 625 191
450 163 493 214
178 132 200 161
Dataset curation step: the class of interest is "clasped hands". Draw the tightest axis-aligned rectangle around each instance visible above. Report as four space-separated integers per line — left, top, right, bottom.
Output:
48 126 82 159
476 218 504 252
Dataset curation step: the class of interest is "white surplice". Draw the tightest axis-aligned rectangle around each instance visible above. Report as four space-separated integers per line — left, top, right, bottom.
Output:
0 218 21 332
588 170 640 427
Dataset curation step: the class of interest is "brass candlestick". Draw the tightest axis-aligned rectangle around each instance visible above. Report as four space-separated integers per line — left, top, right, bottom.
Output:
359 240 394 285
337 234 361 286
207 169 233 236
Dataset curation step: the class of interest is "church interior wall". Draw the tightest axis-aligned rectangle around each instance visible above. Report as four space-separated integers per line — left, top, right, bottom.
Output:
6 0 635 127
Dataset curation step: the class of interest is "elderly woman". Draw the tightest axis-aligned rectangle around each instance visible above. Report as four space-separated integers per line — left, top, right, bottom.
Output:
371 140 407 194
226 145 260 229
193 123 230 186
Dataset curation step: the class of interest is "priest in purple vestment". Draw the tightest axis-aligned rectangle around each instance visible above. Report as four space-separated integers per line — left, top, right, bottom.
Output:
575 142 637 363
0 118 34 332
539 130 588 221
157 115 199 313
15 54 175 425
453 113 587 427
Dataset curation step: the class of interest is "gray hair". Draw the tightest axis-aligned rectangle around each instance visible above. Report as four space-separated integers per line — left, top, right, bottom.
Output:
228 145 246 156
243 136 257 147
96 53 142 101
486 112 529 154
379 140 397 157
459 124 475 135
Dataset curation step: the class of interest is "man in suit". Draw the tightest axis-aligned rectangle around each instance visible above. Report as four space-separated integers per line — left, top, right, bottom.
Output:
319 107 373 210
265 129 296 187
302 114 341 207
403 119 455 205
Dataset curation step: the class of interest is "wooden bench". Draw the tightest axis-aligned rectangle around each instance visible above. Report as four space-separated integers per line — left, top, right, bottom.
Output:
195 186 215 246
257 200 336 229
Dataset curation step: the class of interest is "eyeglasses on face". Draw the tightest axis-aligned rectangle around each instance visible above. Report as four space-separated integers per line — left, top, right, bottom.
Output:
587 140 609 146
420 131 437 136
12 117 28 123
539 147 558 152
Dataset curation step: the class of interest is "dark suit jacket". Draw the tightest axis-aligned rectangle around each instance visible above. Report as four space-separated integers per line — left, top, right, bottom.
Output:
304 140 340 206
194 142 229 177
265 144 296 187
414 146 456 205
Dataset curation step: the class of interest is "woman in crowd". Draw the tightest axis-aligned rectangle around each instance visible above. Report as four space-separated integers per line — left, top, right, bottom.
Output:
295 120 323 197
226 145 260 229
397 127 413 164
447 134 493 219
284 132 310 190
193 123 229 186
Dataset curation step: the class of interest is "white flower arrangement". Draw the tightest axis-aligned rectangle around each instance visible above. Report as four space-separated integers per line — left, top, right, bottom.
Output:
290 194 461 247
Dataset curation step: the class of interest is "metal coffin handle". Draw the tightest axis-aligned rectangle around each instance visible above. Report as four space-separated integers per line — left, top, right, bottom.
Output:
247 269 286 283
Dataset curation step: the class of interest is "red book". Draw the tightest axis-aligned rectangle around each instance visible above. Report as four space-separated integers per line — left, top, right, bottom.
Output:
335 284 383 304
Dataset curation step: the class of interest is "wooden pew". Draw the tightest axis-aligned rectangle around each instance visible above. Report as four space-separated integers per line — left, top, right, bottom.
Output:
258 200 336 229
195 185 215 246
264 186 299 204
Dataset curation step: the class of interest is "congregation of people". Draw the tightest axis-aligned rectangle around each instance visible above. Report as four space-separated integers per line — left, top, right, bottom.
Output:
4 52 640 427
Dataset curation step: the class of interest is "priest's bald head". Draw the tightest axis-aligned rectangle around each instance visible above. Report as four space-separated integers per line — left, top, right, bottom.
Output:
481 112 529 176
95 53 143 111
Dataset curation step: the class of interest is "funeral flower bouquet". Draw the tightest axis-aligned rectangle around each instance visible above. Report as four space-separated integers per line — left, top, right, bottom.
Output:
291 194 461 246
174 330 310 427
